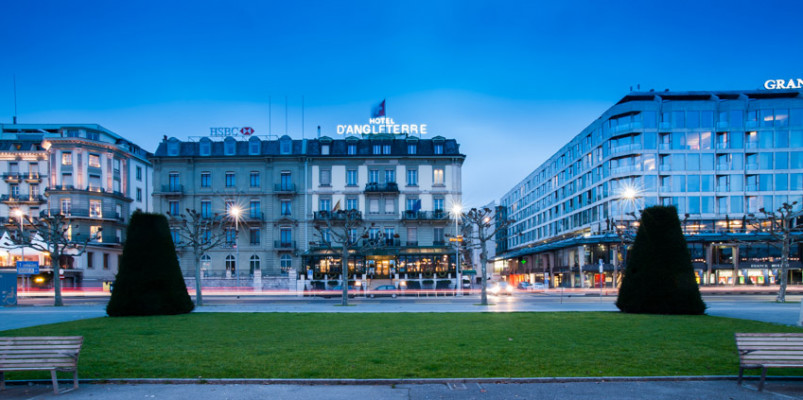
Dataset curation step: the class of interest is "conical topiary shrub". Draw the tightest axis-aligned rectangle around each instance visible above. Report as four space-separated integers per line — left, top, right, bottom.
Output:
107 212 194 316
616 205 706 315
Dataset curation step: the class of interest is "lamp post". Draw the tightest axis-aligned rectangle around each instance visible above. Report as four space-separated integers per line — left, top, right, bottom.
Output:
615 187 637 288
13 209 25 290
451 204 462 296
229 205 241 289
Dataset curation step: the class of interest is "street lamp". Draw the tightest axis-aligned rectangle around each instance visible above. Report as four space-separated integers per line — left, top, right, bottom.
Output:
451 204 462 296
228 205 241 288
615 186 638 288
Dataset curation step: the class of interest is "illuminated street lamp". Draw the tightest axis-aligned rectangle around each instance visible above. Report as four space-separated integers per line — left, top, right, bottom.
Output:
451 203 462 296
228 205 242 288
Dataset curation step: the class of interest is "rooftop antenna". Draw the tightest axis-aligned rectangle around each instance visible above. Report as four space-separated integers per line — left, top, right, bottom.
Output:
317 125 321 139
13 74 18 124
268 95 272 136
302 95 305 139
285 95 288 136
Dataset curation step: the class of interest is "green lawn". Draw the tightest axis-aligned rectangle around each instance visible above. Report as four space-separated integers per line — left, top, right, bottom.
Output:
3 312 802 379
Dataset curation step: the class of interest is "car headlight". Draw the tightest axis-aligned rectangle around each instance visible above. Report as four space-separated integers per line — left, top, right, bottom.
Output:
506 286 514 292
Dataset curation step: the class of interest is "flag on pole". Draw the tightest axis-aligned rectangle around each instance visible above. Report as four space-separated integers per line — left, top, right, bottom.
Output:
412 199 421 213
371 99 386 118
332 199 342 212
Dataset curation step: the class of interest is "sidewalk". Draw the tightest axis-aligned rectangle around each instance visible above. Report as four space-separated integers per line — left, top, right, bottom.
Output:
2 379 801 399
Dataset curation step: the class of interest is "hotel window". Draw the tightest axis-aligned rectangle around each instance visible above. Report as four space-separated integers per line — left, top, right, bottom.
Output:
321 144 330 155
89 154 101 168
280 139 292 155
369 228 379 240
171 229 181 245
113 159 120 173
61 198 71 215
169 172 180 191
346 169 358 186
348 229 358 244
280 254 292 274
346 198 358 211
385 198 395 214
407 227 417 245
168 200 179 216
434 144 443 154
225 228 236 245
433 167 445 185
406 198 418 211
201 200 211 218
201 172 211 187
136 188 142 201
408 144 417 154
373 145 381 155
226 255 236 274
62 152 72 165
433 228 444 244
433 197 444 212
200 139 212 156
280 172 292 190
91 226 102 242
225 172 235 187
384 227 395 245
250 255 260 272
224 138 236 155
385 169 395 183
250 201 260 218
368 169 379 183
136 166 142 181
383 144 391 154
250 228 260 245
407 169 418 186
348 144 357 155
281 200 292 216
369 199 379 214
249 137 260 155
280 228 292 245
320 168 331 186
87 252 94 269
250 171 260 187
319 198 331 212
90 200 102 218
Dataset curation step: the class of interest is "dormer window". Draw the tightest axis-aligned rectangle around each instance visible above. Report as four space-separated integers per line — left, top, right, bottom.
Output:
321 144 330 155
248 136 261 155
280 136 292 155
348 144 357 155
167 138 180 156
224 137 236 156
373 144 381 155
408 144 417 155
199 138 212 156
383 144 391 154
434 144 443 154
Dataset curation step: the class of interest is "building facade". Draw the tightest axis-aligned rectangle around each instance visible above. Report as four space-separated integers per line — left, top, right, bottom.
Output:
151 134 465 289
497 89 803 288
0 123 153 284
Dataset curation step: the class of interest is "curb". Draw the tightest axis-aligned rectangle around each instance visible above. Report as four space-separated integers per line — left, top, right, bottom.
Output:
7 375 803 386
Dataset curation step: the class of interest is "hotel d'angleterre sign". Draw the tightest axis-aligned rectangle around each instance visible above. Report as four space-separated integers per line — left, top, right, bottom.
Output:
336 99 428 136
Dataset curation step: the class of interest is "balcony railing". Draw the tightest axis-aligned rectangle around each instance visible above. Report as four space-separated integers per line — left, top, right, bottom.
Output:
361 238 401 247
161 184 184 193
0 194 47 204
314 210 362 221
245 212 264 221
365 182 399 193
2 173 21 182
274 183 297 193
274 240 296 249
401 210 448 220
45 208 124 220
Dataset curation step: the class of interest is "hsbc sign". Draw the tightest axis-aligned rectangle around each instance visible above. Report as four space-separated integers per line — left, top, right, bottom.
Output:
209 127 255 137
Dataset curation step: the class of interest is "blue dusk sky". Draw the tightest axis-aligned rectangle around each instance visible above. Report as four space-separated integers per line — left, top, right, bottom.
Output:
1 1 802 206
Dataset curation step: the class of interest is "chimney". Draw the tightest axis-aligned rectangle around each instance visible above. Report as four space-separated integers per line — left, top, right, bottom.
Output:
317 125 321 138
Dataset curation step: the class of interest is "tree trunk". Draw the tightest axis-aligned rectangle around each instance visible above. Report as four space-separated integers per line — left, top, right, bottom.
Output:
194 250 204 306
52 249 63 307
778 223 790 303
341 246 350 306
479 225 489 306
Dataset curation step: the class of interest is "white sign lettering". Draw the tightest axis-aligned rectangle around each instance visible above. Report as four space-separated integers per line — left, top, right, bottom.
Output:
336 117 428 136
764 79 803 90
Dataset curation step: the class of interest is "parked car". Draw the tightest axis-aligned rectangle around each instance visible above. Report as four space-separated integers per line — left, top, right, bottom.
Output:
369 285 399 298
490 281 514 296
517 282 533 290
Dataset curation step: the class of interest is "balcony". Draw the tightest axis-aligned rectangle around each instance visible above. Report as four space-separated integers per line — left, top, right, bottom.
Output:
161 184 184 194
1 194 47 204
361 238 401 247
365 182 399 193
274 241 296 250
45 208 124 221
245 212 264 222
24 173 43 183
274 183 297 194
611 121 643 134
401 210 448 221
609 143 642 156
314 210 363 221
2 173 21 183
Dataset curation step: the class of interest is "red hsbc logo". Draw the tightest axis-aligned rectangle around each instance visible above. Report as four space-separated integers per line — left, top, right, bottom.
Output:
241 127 254 135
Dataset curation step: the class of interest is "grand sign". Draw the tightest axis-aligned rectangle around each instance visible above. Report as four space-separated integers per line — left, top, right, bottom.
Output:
210 127 254 137
336 117 428 135
764 78 803 90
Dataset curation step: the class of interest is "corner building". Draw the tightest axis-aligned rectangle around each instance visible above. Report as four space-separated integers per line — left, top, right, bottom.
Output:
1 123 153 284
498 89 803 288
151 134 464 288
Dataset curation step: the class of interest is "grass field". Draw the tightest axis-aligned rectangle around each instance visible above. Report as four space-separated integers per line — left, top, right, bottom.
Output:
3 312 802 380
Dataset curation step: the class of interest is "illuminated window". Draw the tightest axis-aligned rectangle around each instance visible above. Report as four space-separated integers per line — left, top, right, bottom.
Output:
89 154 101 168
433 168 444 185
91 226 102 242
62 152 72 165
90 200 102 218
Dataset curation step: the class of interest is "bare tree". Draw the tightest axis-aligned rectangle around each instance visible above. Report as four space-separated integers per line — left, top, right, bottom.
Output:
609 211 638 288
9 213 95 307
748 201 803 303
311 209 387 306
461 207 514 306
169 209 227 306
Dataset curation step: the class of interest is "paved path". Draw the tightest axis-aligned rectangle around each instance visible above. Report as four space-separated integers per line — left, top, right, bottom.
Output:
2 380 802 399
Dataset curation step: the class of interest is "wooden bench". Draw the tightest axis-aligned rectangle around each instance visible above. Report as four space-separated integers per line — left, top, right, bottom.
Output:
0 336 84 394
735 333 803 391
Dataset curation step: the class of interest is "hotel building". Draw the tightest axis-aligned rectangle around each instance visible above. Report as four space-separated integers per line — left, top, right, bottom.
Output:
497 89 803 287
151 133 464 289
0 123 153 284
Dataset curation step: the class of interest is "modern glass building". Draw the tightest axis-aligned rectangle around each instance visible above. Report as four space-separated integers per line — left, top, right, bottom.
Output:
497 88 803 288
